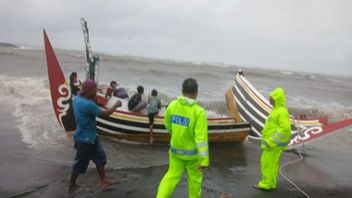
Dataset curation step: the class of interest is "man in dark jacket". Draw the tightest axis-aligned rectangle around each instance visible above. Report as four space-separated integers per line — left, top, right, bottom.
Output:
128 85 147 112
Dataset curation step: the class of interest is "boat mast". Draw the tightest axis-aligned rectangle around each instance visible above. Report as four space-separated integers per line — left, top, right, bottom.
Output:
80 17 99 83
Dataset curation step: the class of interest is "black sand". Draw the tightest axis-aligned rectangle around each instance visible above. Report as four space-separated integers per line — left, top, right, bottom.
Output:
1 102 352 198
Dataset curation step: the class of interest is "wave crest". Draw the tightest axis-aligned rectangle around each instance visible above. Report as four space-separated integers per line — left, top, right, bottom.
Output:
0 75 69 149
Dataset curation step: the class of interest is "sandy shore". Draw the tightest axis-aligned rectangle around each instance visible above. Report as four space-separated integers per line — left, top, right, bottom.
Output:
1 102 352 198
4 150 352 198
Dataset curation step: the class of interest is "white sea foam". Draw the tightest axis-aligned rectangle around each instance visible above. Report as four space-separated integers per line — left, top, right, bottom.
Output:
0 75 70 150
280 71 294 75
287 95 352 122
69 52 85 58
18 45 33 50
16 44 42 50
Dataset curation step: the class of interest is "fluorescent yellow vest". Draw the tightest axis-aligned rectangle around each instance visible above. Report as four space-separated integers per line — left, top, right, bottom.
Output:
261 87 291 149
258 87 291 190
164 96 209 167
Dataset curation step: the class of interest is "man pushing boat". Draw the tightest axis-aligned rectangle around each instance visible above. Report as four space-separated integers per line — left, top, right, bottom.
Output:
69 80 122 190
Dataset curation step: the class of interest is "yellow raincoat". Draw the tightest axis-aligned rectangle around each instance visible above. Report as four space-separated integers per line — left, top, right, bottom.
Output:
157 96 209 198
258 87 291 190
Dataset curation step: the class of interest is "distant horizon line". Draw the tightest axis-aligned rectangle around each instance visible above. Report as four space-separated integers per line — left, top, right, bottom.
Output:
1 41 350 79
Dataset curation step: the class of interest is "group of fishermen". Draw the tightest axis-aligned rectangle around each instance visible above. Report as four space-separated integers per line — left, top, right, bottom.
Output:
68 74 292 198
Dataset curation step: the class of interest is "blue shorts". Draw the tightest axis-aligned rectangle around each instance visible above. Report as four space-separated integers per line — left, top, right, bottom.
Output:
72 136 107 174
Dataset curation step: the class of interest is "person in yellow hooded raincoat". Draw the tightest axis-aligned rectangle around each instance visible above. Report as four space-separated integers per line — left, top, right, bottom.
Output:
156 78 209 198
253 87 291 191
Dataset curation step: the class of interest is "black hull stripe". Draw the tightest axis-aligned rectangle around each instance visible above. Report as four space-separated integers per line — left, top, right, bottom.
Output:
236 75 320 126
236 102 263 137
100 114 250 131
234 77 299 136
101 115 165 129
233 83 268 122
97 121 158 134
209 123 251 130
234 83 298 131
234 86 298 135
233 85 266 126
97 120 251 135
97 117 250 134
236 76 271 115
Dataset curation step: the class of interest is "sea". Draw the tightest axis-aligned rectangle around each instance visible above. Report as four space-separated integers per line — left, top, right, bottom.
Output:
0 44 352 197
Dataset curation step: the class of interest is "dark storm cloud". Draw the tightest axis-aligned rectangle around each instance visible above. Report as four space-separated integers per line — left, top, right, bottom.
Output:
1 0 351 76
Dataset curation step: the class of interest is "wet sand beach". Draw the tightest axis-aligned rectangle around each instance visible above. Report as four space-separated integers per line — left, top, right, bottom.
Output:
2 100 352 198
0 104 68 198
3 141 352 198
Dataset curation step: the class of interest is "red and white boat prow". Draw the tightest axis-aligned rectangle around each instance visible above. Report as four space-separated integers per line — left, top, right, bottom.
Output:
44 30 76 135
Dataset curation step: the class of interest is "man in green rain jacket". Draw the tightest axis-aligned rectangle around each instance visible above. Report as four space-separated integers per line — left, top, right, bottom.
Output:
156 78 209 198
254 87 291 191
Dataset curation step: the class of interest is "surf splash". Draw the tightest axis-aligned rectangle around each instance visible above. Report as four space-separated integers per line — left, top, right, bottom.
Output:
0 75 69 149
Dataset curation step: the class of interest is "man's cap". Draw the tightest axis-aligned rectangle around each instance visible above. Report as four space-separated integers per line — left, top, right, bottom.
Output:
78 80 97 96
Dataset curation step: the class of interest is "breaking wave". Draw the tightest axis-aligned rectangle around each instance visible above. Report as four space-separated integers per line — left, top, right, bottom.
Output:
0 75 70 150
288 96 352 122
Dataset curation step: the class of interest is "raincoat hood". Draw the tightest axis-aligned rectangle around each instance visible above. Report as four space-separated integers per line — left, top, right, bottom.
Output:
270 87 286 108
177 96 199 106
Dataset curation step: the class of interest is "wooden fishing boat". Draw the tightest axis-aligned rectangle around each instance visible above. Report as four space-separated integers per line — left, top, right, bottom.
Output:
226 70 352 149
43 28 251 143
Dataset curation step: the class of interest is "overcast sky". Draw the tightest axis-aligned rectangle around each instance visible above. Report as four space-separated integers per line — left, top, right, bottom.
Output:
1 0 351 76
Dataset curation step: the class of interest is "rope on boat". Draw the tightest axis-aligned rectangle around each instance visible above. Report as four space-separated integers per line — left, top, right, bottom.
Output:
279 146 310 198
279 118 310 198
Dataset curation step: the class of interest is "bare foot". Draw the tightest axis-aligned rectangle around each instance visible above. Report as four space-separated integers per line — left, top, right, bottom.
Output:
220 192 232 198
149 137 154 144
101 179 118 190
68 183 80 192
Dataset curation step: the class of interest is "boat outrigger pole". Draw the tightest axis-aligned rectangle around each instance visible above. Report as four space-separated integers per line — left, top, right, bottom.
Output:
80 17 99 83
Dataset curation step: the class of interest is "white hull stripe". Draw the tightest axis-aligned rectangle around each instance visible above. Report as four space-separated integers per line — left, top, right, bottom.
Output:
97 117 250 134
234 86 265 128
238 109 263 138
236 75 321 125
235 84 267 120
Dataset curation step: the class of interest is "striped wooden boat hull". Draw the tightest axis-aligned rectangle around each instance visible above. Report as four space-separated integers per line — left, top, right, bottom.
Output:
95 95 250 143
227 71 352 148
43 30 251 143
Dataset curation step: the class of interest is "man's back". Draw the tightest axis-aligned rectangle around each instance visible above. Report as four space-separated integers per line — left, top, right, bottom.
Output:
73 96 102 143
148 96 161 114
114 87 129 99
157 78 209 198
128 93 141 111
164 96 208 164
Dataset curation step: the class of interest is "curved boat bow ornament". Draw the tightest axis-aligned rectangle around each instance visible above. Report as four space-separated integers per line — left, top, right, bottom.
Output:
57 83 72 127
43 30 76 134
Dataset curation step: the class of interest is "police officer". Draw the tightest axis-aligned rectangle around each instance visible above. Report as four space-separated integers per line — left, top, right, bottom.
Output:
253 87 291 190
156 78 209 198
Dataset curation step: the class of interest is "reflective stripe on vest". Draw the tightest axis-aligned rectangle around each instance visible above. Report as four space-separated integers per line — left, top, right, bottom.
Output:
271 132 289 147
196 142 208 147
261 140 269 146
170 146 197 155
198 151 209 156
196 142 209 156
275 132 285 139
